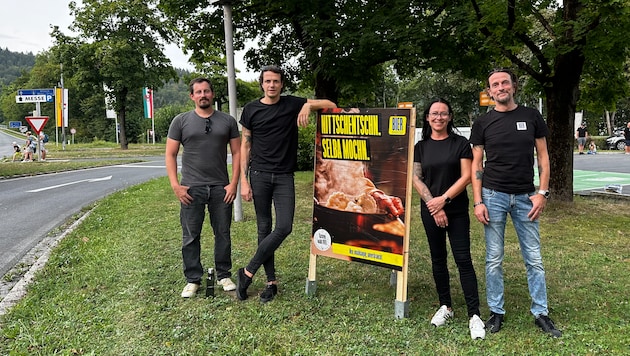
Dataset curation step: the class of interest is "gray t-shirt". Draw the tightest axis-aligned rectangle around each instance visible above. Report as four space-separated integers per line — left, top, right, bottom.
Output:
167 110 240 187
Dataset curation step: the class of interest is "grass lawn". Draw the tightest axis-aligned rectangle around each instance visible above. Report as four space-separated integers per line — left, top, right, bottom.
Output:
0 171 628 355
1 141 165 178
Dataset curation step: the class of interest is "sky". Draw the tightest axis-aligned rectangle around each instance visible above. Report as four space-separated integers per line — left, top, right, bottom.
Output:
0 0 257 81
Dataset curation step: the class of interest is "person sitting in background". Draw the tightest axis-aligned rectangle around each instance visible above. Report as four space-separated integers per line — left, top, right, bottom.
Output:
12 142 21 162
587 141 597 154
22 132 34 162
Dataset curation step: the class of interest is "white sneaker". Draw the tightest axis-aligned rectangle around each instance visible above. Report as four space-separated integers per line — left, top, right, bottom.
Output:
469 314 486 340
430 305 453 327
217 277 236 291
181 283 199 298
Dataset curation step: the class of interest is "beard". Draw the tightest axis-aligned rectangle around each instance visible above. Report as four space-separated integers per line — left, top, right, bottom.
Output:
198 100 212 109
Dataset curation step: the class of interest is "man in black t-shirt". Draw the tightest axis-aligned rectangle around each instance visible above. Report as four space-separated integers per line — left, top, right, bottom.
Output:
470 68 562 338
624 122 630 155
237 65 336 302
576 122 588 155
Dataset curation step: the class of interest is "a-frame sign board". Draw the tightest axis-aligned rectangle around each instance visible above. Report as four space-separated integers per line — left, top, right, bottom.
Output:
306 107 416 319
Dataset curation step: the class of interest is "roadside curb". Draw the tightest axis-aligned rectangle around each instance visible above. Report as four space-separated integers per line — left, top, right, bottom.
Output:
0 210 93 316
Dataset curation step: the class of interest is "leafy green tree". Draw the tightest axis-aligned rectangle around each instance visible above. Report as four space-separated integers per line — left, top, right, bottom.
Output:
66 0 177 149
160 0 417 103
406 0 630 201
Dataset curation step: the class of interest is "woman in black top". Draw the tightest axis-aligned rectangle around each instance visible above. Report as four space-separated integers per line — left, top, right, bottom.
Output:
412 98 485 339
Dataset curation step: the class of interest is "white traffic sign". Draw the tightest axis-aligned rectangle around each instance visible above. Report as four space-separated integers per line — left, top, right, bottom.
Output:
25 116 49 135
16 95 51 103
16 89 55 103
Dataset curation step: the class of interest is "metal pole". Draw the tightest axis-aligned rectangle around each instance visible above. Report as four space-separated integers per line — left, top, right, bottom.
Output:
60 63 66 150
219 1 243 221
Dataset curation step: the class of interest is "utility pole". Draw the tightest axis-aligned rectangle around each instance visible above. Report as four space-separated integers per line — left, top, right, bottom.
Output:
60 63 66 150
212 0 242 221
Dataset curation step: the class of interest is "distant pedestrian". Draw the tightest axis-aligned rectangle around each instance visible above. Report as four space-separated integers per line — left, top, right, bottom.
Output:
576 123 588 155
22 131 35 162
12 142 21 162
39 132 48 161
624 122 630 155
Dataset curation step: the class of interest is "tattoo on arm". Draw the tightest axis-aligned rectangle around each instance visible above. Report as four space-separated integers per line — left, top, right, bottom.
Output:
475 170 483 181
414 162 433 202
244 134 252 143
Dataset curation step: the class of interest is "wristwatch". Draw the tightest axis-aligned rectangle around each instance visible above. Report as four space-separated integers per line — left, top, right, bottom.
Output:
443 195 451 204
538 190 550 199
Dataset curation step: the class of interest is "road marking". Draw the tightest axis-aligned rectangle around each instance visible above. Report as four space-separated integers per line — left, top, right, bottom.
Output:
26 176 112 193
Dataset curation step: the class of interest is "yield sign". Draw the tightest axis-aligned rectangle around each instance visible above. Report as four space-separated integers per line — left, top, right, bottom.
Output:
25 116 49 135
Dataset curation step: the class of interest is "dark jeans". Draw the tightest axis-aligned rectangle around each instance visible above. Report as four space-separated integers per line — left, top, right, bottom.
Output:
421 208 480 318
180 185 233 283
246 171 295 282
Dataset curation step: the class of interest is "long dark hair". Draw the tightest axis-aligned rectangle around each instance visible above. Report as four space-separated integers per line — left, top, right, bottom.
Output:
421 98 455 141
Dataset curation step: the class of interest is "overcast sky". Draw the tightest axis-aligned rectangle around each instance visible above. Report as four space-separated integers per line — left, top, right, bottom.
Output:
0 0 257 80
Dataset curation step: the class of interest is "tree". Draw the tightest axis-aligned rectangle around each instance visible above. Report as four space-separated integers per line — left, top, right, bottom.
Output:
67 0 177 149
397 0 630 201
160 0 416 104
161 1 630 201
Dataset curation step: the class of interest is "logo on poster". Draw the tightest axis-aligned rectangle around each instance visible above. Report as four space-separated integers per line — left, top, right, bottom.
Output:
313 228 332 251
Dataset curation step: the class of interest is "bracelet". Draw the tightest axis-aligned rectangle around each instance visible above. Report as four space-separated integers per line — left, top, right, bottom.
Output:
473 202 484 207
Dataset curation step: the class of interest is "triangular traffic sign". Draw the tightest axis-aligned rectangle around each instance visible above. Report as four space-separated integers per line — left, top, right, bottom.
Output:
25 116 49 135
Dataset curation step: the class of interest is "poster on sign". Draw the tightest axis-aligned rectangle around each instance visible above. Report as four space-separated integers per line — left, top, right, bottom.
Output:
310 108 415 271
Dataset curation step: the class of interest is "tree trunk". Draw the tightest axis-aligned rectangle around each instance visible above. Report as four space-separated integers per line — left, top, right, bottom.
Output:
118 87 129 150
545 54 584 202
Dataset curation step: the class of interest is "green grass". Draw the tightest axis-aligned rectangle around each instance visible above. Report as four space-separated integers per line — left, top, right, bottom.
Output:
1 141 165 178
0 172 629 355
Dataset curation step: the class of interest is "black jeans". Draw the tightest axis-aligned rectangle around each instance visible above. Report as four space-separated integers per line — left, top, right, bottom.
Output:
180 185 233 282
421 208 480 318
246 171 295 282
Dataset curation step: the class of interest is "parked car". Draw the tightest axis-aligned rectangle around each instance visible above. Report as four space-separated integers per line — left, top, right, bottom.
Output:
605 130 626 150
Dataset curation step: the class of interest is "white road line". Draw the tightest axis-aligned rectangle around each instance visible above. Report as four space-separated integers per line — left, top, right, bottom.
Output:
26 176 112 193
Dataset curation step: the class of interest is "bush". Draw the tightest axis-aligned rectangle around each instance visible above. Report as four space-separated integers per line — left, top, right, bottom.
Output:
297 123 316 171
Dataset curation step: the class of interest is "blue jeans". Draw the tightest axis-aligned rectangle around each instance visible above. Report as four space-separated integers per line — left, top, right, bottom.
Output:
180 185 233 282
482 188 549 317
246 171 295 282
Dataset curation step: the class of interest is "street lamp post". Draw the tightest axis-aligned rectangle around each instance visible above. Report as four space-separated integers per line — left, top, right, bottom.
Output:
212 0 242 221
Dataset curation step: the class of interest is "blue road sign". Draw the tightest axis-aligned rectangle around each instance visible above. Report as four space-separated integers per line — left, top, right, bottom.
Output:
9 121 21 128
17 88 55 103
18 89 55 96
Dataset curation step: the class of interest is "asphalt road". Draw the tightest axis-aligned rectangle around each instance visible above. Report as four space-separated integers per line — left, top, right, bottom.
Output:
0 130 24 159
0 158 168 278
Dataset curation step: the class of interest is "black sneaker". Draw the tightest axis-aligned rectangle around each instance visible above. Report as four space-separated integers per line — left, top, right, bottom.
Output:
486 312 504 333
535 315 562 338
236 268 252 301
259 284 278 303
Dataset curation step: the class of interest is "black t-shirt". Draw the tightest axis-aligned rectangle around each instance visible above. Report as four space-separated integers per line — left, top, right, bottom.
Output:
413 134 472 215
469 106 549 194
624 127 630 140
240 95 307 173
576 126 587 138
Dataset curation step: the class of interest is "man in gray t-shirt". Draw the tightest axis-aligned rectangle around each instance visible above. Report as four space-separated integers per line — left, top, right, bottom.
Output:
166 77 241 298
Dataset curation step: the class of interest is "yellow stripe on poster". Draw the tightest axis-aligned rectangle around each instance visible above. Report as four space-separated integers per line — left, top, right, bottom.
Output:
331 243 403 267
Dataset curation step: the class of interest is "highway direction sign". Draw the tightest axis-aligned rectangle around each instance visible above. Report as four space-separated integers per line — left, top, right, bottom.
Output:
15 88 55 103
